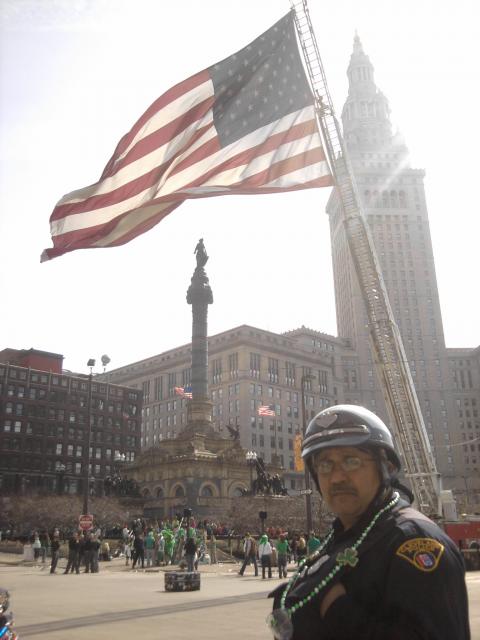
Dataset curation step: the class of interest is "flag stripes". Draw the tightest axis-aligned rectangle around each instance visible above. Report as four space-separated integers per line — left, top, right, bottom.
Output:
42 12 333 262
258 405 276 417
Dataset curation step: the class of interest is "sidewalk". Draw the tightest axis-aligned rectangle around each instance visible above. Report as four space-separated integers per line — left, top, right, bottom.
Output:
0 550 242 574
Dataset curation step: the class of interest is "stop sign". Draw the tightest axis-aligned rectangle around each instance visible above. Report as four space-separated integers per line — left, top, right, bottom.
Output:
79 514 94 531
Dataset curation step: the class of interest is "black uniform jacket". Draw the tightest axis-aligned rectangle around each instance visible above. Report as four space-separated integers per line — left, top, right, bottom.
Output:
270 496 470 640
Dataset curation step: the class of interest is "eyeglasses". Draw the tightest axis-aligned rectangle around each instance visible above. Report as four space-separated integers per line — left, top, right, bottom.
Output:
314 455 376 476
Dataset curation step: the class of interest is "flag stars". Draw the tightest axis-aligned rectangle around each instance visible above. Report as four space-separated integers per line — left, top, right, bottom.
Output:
209 14 314 146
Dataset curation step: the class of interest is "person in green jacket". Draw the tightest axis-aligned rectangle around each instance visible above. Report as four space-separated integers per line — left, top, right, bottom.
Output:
307 531 321 555
145 530 156 567
276 533 290 578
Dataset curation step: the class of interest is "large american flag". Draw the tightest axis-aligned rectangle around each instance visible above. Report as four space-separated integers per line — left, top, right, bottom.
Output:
42 12 333 262
258 404 276 417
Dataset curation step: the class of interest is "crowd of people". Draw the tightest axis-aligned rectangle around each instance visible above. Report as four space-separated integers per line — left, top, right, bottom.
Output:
22 517 326 579
120 518 219 570
238 530 323 579
30 529 106 574
23 517 225 575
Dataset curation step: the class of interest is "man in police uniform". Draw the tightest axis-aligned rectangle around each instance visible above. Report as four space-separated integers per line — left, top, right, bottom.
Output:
269 404 470 640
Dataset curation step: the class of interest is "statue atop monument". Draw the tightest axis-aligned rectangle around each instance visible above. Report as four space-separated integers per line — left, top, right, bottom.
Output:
194 238 208 269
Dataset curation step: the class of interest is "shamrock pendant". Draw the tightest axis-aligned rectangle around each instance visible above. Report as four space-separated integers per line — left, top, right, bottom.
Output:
336 547 359 567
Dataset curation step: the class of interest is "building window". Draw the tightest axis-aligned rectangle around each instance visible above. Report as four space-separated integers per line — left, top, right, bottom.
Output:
268 358 279 384
228 352 239 379
200 485 214 497
182 368 191 388
285 361 296 387
154 376 163 401
212 358 222 384
250 353 261 379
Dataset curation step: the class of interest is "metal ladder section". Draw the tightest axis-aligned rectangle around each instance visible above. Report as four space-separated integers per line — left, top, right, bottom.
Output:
291 0 441 515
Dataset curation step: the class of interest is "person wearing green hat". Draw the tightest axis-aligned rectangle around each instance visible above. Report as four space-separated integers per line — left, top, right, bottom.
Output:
259 533 273 579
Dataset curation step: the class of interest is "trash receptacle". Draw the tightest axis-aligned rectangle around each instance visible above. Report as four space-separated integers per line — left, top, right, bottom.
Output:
23 545 34 561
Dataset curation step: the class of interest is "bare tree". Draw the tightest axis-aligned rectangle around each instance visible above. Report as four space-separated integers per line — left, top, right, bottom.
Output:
228 494 333 535
2 495 141 536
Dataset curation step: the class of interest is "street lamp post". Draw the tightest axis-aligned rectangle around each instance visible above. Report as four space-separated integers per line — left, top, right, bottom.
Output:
246 450 258 494
56 463 66 495
300 374 315 533
81 355 111 513
114 452 126 495
83 359 96 515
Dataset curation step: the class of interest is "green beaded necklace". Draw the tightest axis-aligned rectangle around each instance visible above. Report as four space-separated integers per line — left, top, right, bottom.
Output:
279 491 400 617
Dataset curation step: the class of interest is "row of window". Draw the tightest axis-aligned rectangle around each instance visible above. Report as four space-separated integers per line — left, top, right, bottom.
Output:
0 457 134 474
140 360 333 404
0 367 139 401
364 190 408 208
2 411 137 432
1 439 138 456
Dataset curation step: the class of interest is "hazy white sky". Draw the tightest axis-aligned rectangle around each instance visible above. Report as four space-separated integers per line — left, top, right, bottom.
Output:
1 0 478 375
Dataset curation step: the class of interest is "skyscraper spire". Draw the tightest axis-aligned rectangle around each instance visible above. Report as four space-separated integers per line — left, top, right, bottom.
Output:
341 34 407 166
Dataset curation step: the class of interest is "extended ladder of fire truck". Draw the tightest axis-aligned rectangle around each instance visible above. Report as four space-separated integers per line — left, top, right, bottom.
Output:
291 0 442 516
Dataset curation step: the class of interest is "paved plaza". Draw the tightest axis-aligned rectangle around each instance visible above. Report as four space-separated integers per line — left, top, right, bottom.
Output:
1 556 479 639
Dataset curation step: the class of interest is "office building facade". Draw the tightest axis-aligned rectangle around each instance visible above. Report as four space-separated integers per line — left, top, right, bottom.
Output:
0 348 142 496
326 36 479 509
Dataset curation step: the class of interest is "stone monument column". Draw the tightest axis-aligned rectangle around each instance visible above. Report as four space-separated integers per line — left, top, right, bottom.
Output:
185 239 214 434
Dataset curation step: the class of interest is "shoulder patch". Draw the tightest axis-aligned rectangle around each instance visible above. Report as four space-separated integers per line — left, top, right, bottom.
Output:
395 537 444 572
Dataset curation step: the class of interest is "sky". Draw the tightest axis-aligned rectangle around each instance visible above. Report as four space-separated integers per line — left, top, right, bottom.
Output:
1 0 479 376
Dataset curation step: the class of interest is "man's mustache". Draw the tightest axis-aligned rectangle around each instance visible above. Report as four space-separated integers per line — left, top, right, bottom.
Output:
329 485 358 496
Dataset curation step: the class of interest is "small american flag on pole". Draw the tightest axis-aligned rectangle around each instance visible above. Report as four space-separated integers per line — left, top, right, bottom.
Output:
174 386 192 399
258 404 276 417
42 12 332 262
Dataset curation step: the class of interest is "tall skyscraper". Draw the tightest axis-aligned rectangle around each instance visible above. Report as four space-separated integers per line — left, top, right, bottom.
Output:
327 35 479 502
